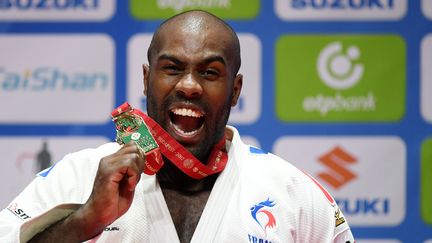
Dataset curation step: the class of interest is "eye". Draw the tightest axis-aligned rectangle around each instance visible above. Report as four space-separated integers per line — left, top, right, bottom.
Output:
162 65 182 75
201 69 220 80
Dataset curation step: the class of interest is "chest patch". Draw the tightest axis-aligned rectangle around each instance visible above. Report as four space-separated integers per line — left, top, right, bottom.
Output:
249 198 277 236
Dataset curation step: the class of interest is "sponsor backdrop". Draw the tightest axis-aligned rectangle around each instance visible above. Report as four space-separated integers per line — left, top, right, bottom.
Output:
0 0 430 241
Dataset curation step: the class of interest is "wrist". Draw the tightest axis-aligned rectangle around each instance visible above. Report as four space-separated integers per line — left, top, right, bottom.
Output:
66 204 107 241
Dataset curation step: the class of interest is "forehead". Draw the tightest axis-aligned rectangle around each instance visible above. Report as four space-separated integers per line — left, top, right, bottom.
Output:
153 17 234 63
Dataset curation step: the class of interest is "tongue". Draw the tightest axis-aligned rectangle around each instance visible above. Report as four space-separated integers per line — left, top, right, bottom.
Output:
172 115 202 133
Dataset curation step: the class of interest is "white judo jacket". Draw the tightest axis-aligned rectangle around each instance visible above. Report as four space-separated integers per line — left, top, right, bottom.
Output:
0 126 354 243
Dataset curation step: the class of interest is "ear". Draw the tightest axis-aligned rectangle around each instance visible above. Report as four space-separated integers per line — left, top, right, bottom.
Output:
143 64 150 96
230 74 243 107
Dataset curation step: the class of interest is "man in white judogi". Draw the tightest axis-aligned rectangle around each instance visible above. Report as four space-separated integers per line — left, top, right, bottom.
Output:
0 10 354 243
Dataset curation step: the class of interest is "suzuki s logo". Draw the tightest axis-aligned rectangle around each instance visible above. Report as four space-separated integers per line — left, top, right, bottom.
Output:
318 146 357 189
317 42 364 90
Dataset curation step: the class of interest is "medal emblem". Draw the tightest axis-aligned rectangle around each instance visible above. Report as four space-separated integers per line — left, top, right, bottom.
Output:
111 103 163 175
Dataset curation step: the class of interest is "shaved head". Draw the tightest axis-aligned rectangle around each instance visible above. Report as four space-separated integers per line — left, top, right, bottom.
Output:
147 10 241 77
143 9 244 178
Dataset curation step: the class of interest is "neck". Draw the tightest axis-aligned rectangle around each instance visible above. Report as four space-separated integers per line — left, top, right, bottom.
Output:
157 128 233 193
157 157 218 193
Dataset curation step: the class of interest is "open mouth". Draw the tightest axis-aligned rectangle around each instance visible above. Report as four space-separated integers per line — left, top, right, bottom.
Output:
169 107 205 138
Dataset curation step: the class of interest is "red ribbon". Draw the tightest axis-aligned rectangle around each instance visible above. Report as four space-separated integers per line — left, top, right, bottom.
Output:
112 102 228 180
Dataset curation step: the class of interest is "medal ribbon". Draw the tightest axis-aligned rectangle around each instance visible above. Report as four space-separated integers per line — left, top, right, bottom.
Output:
112 102 228 180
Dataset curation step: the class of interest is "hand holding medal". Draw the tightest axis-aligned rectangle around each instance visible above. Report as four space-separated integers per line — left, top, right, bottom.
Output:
111 102 164 175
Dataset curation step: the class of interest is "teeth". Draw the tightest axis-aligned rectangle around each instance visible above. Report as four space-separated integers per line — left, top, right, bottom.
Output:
172 123 199 136
172 108 203 118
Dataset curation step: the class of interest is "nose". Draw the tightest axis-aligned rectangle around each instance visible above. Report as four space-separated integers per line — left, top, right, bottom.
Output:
175 73 203 98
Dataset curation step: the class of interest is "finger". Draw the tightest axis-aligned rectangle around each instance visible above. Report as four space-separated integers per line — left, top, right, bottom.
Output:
117 141 141 154
135 148 146 172
126 172 139 191
118 155 142 192
121 142 146 173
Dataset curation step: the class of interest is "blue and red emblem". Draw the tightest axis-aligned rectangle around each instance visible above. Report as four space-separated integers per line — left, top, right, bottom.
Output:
250 198 277 236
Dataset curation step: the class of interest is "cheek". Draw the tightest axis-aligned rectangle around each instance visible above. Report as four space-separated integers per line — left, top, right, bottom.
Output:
148 77 174 98
205 79 230 93
205 84 233 111
146 84 167 112
212 82 233 99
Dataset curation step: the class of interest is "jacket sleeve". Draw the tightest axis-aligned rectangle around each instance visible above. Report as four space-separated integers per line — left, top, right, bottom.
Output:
299 170 356 243
0 145 109 243
332 204 355 242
